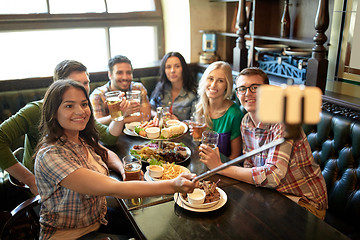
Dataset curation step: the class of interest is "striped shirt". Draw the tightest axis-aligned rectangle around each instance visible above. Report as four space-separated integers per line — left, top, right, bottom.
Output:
241 114 328 210
35 137 109 239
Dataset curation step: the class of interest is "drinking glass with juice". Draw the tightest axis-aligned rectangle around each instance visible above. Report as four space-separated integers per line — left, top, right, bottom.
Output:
122 155 142 181
122 155 143 206
105 91 124 121
190 114 206 142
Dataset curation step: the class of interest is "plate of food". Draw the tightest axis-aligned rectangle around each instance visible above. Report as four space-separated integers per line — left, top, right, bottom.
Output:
124 122 141 136
174 180 227 212
144 163 191 181
134 118 188 140
130 141 191 166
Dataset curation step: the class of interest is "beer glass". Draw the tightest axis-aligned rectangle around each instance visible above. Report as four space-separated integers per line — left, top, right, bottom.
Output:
122 155 142 181
201 130 219 150
122 155 143 206
105 91 124 121
126 90 141 116
190 114 206 142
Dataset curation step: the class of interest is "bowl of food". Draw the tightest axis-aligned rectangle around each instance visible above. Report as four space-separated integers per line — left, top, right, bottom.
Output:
179 180 221 209
187 188 206 205
126 122 141 131
174 146 188 157
166 119 181 127
146 165 164 178
145 127 160 139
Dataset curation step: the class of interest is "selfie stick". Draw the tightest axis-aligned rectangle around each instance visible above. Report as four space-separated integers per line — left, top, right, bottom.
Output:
192 137 285 182
192 85 321 183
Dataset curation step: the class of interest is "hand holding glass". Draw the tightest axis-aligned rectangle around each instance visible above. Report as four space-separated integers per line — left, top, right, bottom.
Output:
190 114 206 142
201 130 219 150
126 90 141 116
105 91 124 121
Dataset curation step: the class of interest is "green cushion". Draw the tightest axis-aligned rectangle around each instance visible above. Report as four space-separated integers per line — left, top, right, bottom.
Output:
304 111 360 233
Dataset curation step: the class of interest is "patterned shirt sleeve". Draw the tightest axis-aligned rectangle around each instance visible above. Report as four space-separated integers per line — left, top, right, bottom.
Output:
251 136 294 188
242 116 290 188
90 85 109 119
36 146 82 189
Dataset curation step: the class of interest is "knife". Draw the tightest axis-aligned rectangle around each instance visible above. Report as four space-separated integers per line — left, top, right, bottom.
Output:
156 107 164 149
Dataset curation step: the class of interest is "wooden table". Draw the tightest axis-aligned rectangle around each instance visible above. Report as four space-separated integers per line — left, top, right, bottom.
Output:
108 132 349 240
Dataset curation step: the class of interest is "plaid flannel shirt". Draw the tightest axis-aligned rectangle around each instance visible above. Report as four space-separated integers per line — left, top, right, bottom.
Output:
35 137 109 239
241 114 328 210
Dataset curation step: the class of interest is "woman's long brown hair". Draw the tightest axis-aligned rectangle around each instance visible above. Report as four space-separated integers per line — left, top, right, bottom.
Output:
35 80 108 162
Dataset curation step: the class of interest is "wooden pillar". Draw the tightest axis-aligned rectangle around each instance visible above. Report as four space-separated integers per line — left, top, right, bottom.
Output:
233 0 248 72
305 0 329 93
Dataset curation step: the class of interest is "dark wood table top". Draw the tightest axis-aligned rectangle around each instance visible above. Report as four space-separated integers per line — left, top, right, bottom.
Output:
130 183 349 240
109 131 349 240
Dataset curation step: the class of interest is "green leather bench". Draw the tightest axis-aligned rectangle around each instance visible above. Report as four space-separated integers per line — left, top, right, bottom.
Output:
303 111 360 239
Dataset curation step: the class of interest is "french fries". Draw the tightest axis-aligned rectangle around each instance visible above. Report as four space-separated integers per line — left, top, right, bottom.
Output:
160 163 186 180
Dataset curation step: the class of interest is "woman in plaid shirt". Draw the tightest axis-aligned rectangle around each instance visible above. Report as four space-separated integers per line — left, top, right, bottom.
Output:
34 80 196 239
200 68 328 220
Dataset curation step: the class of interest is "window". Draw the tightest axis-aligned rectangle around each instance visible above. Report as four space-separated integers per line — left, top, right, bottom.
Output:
0 0 163 80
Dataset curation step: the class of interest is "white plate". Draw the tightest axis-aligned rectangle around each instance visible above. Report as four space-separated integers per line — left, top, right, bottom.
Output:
144 165 190 182
179 187 221 209
123 128 137 136
174 187 227 212
131 141 191 165
284 48 312 56
134 122 188 141
254 44 288 52
144 171 153 181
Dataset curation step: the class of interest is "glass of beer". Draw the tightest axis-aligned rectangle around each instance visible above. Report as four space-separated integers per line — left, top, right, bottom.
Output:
122 155 143 207
190 114 206 142
126 90 141 116
122 155 142 181
105 91 124 121
201 130 219 150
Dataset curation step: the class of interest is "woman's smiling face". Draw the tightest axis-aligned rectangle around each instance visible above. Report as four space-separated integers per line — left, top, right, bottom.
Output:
205 68 228 100
56 86 91 140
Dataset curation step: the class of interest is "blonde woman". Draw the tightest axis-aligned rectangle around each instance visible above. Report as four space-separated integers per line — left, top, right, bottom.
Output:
196 61 244 160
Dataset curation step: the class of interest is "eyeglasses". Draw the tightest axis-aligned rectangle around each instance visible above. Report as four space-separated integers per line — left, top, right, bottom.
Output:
235 84 261 95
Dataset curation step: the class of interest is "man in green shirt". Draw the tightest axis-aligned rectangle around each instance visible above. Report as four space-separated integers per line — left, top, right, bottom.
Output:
0 60 128 195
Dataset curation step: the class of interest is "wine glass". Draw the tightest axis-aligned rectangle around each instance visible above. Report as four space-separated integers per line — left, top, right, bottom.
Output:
201 130 219 150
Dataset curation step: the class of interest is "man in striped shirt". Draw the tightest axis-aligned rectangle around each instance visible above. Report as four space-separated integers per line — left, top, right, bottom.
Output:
200 67 328 219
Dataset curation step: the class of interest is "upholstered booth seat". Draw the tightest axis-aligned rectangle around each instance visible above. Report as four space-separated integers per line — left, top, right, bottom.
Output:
303 111 360 238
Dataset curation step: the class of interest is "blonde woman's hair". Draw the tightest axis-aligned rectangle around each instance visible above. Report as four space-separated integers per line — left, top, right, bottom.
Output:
195 61 233 128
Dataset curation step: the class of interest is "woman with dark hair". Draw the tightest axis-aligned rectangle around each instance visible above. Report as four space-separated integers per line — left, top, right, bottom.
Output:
150 52 197 120
34 80 196 239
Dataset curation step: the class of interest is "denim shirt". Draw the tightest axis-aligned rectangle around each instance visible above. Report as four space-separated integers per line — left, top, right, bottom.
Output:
150 82 197 121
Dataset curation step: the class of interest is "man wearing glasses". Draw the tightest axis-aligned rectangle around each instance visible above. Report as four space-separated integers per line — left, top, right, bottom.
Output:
200 67 328 220
90 55 151 125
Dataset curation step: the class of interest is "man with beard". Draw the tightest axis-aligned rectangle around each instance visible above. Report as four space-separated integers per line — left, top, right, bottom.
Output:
90 55 151 125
